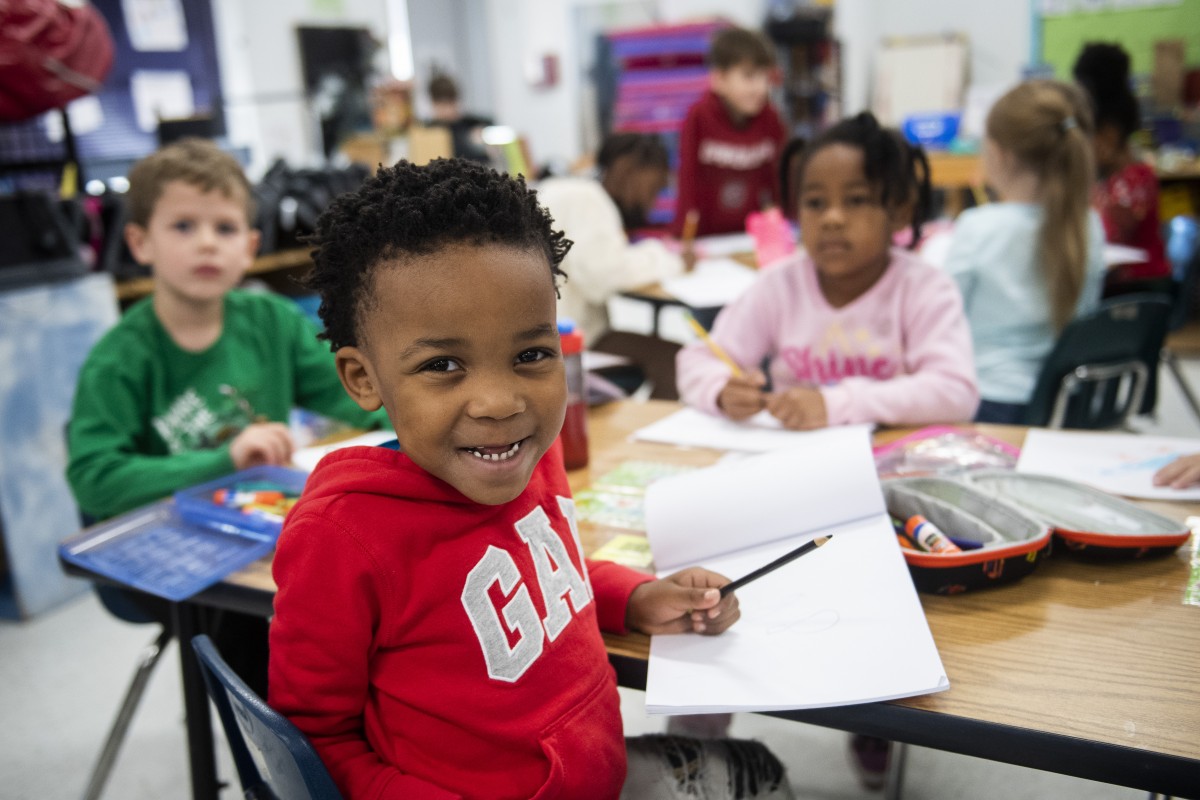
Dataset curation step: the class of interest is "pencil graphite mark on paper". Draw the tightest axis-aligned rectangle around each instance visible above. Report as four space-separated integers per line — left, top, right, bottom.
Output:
763 594 841 636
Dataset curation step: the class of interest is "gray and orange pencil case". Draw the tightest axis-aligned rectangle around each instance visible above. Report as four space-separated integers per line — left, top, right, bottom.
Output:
883 471 1190 595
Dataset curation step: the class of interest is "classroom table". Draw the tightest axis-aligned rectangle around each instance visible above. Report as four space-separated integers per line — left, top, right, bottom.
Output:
61 400 1200 800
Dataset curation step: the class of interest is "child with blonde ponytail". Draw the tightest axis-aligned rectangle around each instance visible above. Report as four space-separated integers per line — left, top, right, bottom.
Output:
944 79 1108 424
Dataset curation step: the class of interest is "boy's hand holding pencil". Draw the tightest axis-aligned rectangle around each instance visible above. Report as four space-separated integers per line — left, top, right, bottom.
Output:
626 566 740 636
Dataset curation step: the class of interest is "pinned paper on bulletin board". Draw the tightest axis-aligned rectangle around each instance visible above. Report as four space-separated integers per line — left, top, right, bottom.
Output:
872 34 968 126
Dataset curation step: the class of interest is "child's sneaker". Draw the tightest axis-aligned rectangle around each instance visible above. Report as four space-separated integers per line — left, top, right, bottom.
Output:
849 734 891 790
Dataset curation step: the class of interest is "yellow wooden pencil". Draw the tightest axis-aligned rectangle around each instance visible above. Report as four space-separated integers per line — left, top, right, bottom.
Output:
683 311 743 378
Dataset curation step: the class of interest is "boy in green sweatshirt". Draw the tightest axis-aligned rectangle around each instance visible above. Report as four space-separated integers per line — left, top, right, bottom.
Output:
67 138 383 521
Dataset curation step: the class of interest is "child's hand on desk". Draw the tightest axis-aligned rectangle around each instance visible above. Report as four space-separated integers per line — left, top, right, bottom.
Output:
717 371 766 421
766 387 827 430
626 567 739 636
230 423 295 469
1153 453 1200 489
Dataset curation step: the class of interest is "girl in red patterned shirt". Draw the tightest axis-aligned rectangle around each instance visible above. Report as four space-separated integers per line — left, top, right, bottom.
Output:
1074 42 1169 287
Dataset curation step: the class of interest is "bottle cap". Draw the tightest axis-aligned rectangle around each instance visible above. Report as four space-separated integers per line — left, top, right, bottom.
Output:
557 317 584 354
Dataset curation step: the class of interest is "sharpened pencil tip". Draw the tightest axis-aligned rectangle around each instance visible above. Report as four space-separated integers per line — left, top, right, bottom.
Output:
815 536 830 546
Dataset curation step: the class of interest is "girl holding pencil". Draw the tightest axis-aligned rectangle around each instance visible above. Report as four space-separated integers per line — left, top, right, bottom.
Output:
676 112 979 431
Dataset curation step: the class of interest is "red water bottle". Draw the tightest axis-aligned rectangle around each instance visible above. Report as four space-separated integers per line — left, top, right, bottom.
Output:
558 320 589 470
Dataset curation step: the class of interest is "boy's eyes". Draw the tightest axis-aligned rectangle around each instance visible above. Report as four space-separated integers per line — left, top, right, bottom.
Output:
168 219 243 234
516 348 553 365
421 357 461 373
419 349 556 373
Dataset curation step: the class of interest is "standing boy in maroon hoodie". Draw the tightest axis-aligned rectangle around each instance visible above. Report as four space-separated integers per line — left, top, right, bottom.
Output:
673 26 787 238
268 159 795 800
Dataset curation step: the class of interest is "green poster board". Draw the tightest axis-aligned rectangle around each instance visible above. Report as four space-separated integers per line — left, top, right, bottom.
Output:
1041 0 1200 79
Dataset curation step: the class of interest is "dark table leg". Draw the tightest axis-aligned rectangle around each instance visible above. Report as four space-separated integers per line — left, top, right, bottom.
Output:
171 601 220 800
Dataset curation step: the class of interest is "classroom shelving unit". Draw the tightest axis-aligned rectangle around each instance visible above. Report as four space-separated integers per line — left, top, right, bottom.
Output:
597 19 729 227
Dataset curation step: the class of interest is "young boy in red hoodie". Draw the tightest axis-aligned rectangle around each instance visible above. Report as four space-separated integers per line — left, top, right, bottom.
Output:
268 159 795 800
673 26 787 238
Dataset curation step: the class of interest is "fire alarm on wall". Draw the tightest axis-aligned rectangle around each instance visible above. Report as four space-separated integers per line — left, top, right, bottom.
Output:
524 53 558 89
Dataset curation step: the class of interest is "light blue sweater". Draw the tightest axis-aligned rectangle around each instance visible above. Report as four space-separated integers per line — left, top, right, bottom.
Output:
943 203 1107 404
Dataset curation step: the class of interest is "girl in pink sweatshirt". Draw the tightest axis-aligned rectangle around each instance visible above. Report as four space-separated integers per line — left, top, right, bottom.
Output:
677 112 979 430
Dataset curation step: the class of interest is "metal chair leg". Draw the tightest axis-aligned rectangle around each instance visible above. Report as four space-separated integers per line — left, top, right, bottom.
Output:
1163 349 1200 426
884 740 908 800
82 628 173 800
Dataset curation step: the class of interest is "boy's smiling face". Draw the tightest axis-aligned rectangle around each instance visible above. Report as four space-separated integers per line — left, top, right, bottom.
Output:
336 243 566 505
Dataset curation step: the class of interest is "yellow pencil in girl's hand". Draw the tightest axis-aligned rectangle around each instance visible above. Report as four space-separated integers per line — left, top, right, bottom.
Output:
683 311 743 378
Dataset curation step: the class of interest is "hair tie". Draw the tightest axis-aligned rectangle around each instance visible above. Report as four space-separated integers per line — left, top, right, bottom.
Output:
1060 116 1078 133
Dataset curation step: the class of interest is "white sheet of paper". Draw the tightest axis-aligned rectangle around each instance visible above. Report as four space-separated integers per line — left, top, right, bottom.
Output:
644 430 948 713
1016 429 1200 501
632 407 866 453
1103 243 1151 267
130 70 195 132
661 258 758 308
694 233 755 258
291 431 396 473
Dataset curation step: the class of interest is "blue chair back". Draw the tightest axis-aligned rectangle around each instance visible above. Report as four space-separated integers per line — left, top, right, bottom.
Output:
191 634 343 800
1166 215 1200 332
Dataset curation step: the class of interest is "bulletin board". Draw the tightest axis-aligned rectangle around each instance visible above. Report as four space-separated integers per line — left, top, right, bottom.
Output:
1040 0 1200 79
0 0 224 180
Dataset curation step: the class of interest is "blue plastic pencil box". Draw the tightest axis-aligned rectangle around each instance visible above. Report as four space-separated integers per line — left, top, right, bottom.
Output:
60 466 308 602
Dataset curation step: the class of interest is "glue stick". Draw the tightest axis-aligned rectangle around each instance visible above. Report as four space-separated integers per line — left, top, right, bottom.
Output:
905 515 962 554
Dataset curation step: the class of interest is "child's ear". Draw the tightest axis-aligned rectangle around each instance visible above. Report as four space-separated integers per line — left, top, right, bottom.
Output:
245 228 261 259
124 223 151 265
336 346 384 412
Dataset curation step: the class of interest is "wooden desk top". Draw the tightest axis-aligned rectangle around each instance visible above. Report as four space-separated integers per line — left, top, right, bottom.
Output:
114 249 314 302
205 400 1200 792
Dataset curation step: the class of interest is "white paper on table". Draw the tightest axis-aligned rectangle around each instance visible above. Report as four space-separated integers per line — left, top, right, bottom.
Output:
1016 429 1200 501
661 258 758 308
631 407 869 453
693 233 755 259
291 430 397 473
1103 243 1150 267
643 428 948 714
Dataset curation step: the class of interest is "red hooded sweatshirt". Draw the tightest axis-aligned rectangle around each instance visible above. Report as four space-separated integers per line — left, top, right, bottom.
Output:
673 89 786 237
269 444 652 800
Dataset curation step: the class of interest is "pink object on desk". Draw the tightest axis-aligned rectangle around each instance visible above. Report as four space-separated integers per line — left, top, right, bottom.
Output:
745 207 796 268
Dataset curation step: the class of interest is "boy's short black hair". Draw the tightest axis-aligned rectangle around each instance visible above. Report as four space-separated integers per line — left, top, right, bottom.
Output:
708 27 775 71
306 158 571 351
596 132 669 173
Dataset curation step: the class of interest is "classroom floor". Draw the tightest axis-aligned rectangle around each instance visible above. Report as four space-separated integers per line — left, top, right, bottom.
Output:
3 357 1196 800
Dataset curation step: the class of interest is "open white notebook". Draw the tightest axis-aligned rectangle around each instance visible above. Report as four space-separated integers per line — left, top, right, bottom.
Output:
643 425 948 714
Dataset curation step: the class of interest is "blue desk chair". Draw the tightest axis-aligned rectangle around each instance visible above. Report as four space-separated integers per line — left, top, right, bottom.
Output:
1024 294 1171 429
1161 215 1200 424
191 634 343 800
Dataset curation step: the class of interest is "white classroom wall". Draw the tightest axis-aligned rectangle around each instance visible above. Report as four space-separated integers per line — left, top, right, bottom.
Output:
206 0 1033 175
